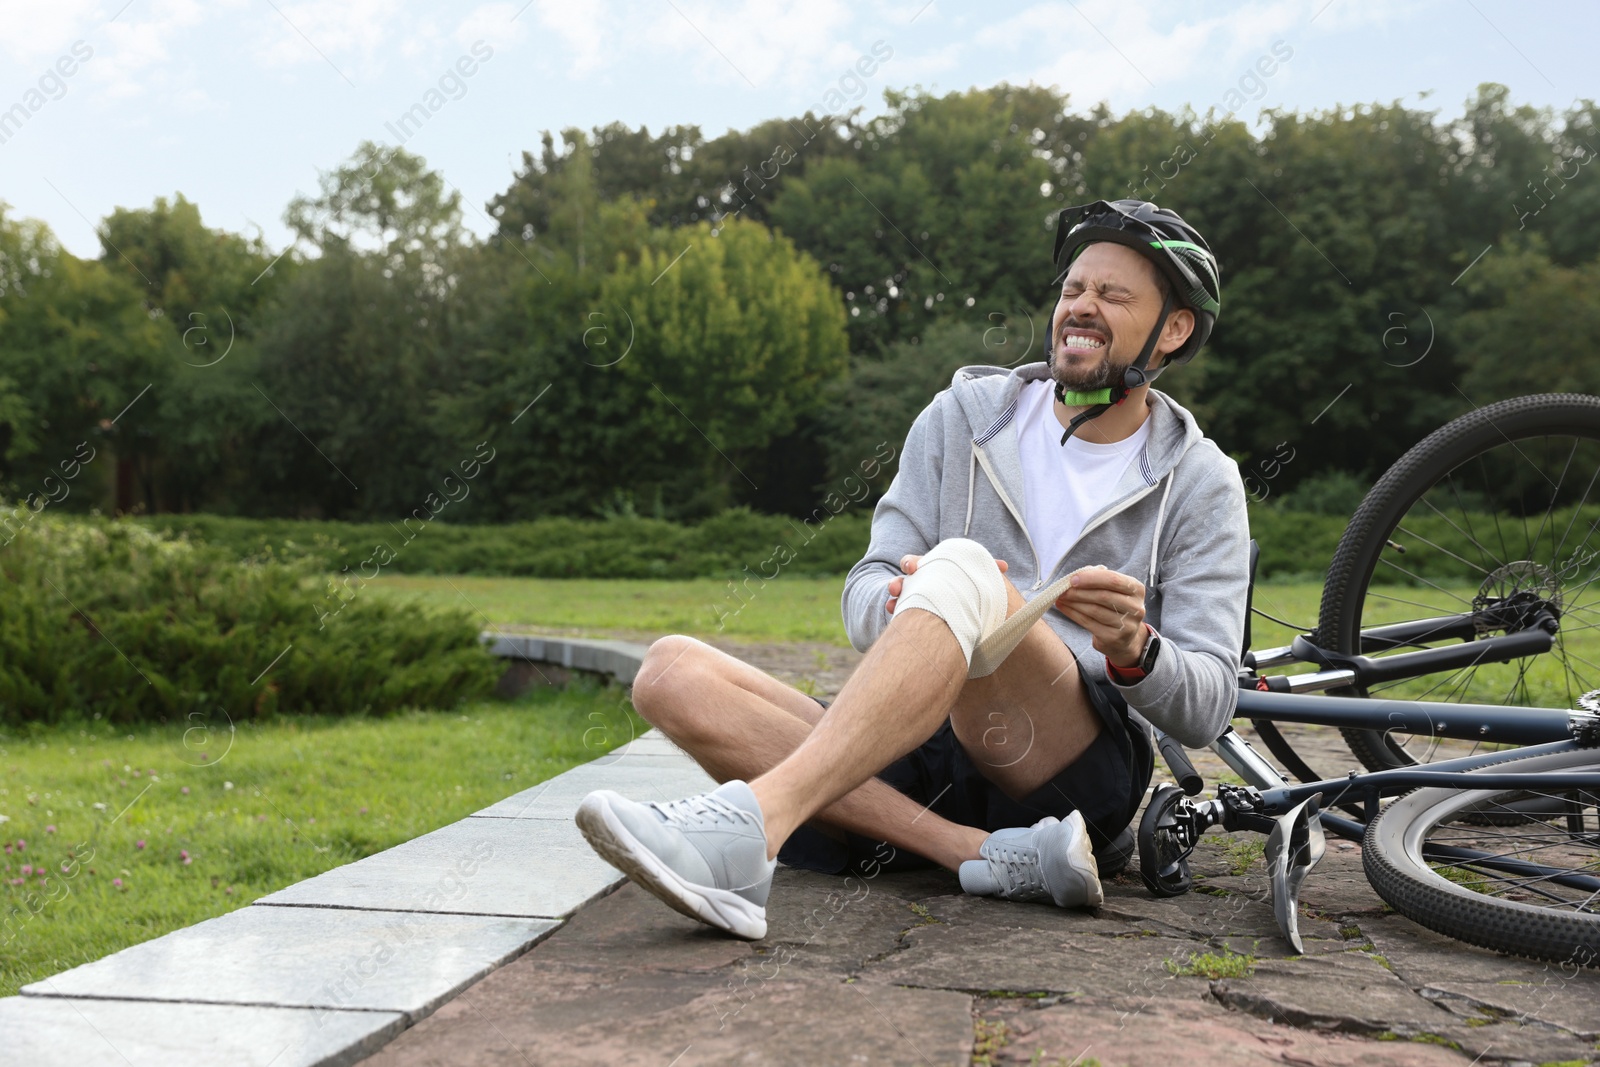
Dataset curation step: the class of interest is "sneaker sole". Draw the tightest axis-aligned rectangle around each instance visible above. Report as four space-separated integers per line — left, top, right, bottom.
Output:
575 791 768 940
1063 811 1104 908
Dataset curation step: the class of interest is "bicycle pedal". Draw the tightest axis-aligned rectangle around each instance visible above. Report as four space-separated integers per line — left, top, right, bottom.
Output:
1265 791 1326 954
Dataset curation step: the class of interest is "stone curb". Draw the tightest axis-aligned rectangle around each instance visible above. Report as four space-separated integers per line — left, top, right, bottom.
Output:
3 634 687 1067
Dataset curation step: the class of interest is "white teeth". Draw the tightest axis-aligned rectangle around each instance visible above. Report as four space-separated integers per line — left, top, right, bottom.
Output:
1062 335 1104 350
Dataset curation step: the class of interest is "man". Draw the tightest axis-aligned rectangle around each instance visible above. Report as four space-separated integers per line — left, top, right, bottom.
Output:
575 199 1250 939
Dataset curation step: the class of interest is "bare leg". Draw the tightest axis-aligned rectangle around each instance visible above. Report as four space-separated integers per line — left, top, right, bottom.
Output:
750 574 1104 861
631 637 987 871
634 570 1105 869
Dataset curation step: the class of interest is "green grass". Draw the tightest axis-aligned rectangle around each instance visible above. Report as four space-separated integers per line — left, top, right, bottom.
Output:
368 575 1333 650
372 568 1590 714
1218 837 1266 876
371 573 856 644
1434 865 1492 895
1164 947 1257 979
0 678 645 997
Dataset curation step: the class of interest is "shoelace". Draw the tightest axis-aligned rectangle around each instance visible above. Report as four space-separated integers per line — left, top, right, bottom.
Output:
648 793 759 830
985 842 1045 896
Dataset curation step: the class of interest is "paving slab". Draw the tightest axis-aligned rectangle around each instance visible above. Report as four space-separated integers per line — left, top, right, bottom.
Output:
364 880 975 1067
1361 913 1600 1042
471 757 715 820
0 996 404 1067
979 994 1474 1067
1209 951 1451 1034
23 905 556 1019
756 864 963 975
861 889 1210 998
258 815 621 919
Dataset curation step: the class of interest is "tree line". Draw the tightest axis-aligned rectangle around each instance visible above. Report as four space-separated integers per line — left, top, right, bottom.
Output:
0 81 1595 524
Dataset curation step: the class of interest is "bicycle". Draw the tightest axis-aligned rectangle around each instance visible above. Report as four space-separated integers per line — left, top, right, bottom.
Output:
1136 393 1600 967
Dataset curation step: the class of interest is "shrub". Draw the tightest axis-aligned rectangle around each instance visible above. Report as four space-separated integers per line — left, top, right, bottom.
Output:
137 507 875 581
1270 470 1370 516
142 497 1589 588
0 514 500 726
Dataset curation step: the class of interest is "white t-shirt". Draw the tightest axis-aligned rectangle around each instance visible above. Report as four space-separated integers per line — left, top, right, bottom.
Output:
1014 379 1151 582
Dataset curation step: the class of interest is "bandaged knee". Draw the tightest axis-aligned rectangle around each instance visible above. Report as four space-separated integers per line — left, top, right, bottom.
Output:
895 538 1009 678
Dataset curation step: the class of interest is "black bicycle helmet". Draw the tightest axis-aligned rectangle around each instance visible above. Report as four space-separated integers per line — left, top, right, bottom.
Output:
1046 198 1223 442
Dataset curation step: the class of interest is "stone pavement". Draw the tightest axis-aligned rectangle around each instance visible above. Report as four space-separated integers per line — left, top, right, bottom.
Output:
361 832 1600 1067
367 637 1599 1067
7 633 1599 1064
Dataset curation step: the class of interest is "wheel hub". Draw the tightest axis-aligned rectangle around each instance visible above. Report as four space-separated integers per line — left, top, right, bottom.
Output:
1474 561 1561 636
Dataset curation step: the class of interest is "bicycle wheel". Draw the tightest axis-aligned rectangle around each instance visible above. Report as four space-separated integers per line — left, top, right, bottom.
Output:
1317 393 1600 771
1363 746 1600 967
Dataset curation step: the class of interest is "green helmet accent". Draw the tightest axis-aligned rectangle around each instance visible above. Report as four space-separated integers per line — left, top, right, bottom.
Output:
1057 388 1115 405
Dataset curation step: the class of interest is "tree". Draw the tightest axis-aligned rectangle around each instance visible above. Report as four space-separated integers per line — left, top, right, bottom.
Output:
0 208 171 511
248 143 474 517
769 85 1081 352
467 218 848 521
94 194 280 512
1456 238 1600 399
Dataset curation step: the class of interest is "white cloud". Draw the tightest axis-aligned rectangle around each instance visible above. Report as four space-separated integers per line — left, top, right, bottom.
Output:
640 0 858 91
523 0 609 77
453 3 526 56
0 0 101 66
252 0 394 83
972 0 1426 113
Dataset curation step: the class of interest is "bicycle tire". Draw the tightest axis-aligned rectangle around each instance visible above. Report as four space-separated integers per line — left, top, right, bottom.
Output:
1316 393 1600 771
1363 745 1600 967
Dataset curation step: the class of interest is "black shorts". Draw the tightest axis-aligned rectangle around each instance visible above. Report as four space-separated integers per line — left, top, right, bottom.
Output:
775 671 1154 877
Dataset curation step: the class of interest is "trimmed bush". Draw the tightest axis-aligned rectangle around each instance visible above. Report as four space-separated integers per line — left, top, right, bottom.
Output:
0 515 500 726
142 506 1349 583
138 506 876 581
137 501 1592 588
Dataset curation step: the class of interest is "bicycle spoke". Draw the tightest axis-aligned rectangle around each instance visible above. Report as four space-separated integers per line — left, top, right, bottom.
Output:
1365 589 1469 618
1502 657 1536 708
1425 487 1499 572
1557 631 1578 710
1482 455 1515 567
1447 473 1493 570
1395 520 1492 576
1527 437 1577 560
1427 843 1596 909
1551 459 1600 563
1374 557 1475 608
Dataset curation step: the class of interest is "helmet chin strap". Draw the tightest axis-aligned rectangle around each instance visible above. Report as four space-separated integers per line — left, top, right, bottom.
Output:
1052 291 1174 446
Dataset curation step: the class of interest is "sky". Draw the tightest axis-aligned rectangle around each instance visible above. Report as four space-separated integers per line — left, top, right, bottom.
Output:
0 0 1593 259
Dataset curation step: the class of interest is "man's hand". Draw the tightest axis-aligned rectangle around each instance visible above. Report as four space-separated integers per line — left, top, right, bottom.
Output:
886 553 1008 615
1055 565 1148 668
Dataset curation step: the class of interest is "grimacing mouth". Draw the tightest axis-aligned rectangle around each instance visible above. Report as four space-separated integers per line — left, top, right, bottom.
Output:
1056 322 1110 354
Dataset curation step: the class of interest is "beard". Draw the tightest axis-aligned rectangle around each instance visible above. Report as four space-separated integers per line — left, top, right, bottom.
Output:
1047 329 1122 393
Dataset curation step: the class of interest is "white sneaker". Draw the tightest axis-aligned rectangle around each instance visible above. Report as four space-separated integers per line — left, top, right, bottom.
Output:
958 810 1103 908
575 780 776 939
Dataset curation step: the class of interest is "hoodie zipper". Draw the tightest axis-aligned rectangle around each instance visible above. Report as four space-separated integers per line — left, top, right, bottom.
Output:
974 440 1162 592
1039 481 1160 589
971 443 1044 584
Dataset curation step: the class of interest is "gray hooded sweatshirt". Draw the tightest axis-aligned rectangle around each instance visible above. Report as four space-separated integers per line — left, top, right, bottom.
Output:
841 360 1251 748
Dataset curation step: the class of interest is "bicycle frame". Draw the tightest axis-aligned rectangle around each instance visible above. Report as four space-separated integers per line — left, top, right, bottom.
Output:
1247 738 1597 815
1234 687 1575 745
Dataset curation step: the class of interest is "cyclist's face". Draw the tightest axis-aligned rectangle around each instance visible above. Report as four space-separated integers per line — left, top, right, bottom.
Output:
1048 242 1187 391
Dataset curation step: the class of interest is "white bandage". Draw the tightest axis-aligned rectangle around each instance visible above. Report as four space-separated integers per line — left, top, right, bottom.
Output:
895 538 1009 678
896 538 1092 679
